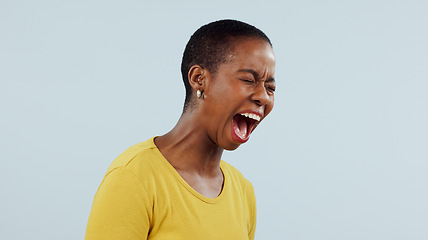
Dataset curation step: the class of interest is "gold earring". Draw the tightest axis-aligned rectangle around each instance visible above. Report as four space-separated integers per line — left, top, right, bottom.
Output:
197 90 202 99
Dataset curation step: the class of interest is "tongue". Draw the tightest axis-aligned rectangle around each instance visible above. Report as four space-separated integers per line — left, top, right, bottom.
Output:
237 118 248 137
233 114 248 139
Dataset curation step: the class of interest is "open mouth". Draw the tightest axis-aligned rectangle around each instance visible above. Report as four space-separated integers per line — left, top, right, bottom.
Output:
231 112 261 143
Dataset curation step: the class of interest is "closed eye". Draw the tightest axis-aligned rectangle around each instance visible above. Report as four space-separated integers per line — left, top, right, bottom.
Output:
266 84 276 92
241 78 256 83
265 77 276 93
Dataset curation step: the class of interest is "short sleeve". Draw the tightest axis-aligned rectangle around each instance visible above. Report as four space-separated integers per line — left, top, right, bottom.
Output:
85 167 152 240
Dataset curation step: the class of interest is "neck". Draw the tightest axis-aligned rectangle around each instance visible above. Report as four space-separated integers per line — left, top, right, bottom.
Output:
154 110 224 177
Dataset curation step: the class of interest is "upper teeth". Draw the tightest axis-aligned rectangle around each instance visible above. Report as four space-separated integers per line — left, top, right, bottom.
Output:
240 113 261 121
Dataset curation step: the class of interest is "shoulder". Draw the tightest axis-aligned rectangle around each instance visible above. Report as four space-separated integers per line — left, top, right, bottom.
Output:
221 160 257 226
221 160 255 193
105 137 162 181
107 137 157 169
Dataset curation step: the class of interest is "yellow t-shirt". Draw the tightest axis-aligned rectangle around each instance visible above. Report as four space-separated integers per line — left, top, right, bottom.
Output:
86 137 257 240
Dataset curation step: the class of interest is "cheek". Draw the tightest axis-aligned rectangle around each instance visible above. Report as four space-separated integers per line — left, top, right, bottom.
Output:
265 96 275 116
212 83 243 104
207 78 232 99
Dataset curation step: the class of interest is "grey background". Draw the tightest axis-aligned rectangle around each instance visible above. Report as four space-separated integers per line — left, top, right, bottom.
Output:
1 0 427 239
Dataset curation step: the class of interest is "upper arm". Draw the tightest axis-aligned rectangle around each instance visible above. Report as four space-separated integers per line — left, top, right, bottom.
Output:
85 167 152 240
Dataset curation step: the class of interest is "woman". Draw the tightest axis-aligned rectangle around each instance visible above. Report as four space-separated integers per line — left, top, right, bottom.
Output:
86 19 276 240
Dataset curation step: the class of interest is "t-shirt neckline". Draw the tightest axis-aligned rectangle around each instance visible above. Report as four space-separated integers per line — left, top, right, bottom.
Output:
150 137 227 204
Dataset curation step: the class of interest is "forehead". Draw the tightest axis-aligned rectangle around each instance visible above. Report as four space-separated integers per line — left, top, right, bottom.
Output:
224 38 275 74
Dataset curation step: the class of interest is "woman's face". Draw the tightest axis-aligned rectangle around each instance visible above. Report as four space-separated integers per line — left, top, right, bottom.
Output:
200 38 276 150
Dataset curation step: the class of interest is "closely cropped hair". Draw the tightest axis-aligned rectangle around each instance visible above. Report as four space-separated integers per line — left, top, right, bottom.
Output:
181 19 272 111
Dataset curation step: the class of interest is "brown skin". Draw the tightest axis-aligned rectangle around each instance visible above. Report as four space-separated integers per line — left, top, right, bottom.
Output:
155 38 276 198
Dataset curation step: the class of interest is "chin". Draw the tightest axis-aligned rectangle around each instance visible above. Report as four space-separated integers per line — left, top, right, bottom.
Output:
224 146 240 151
220 141 243 151
216 132 248 151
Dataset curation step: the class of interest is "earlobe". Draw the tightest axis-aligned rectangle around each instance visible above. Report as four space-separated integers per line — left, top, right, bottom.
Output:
188 65 206 99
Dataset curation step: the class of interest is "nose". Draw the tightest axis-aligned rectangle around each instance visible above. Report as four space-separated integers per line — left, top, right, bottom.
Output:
250 84 271 106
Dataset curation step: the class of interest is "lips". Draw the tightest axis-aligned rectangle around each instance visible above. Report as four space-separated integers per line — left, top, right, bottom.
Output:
231 111 262 143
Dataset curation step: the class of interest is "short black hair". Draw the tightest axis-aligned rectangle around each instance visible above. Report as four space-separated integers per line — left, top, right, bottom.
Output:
181 19 272 111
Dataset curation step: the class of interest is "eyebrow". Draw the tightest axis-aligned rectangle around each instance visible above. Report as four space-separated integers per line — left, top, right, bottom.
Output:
237 69 276 83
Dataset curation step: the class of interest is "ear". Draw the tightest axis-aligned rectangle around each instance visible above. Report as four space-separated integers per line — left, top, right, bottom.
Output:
187 65 206 92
